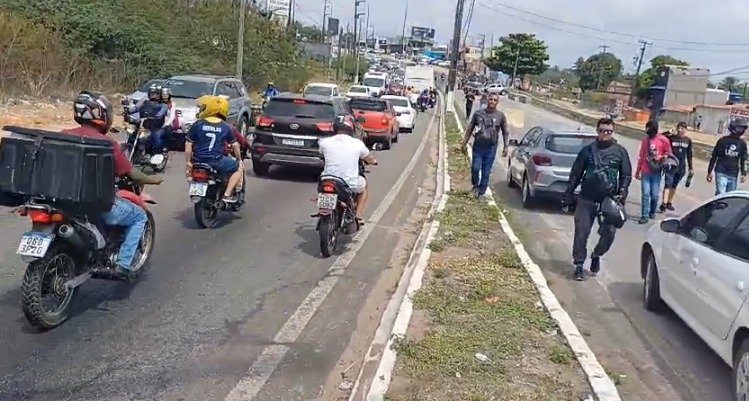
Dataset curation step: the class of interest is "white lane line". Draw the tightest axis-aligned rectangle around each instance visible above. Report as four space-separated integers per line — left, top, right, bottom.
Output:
451 103 622 401
224 109 438 401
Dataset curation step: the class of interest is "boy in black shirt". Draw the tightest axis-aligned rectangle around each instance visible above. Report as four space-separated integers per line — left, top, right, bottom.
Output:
660 122 693 212
708 118 748 195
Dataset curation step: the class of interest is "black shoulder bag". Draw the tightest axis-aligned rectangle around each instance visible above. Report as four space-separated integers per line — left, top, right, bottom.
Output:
589 144 614 197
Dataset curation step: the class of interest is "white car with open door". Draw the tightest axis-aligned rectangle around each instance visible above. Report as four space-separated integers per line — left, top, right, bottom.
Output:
381 95 416 132
641 191 749 401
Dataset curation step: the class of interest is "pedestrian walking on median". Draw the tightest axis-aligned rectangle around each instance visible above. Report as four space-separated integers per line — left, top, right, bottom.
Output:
465 90 475 120
635 120 672 224
660 122 693 213
707 118 748 195
460 92 510 199
563 118 631 281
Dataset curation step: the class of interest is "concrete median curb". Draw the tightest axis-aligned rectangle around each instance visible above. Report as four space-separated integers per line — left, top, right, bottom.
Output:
451 106 622 401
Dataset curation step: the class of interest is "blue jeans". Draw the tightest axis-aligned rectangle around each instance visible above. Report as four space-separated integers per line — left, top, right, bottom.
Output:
471 145 497 195
102 197 148 271
716 172 738 195
641 171 662 219
148 128 166 153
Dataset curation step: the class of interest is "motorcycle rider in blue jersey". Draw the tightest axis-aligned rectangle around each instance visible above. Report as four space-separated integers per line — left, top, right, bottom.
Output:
263 82 280 99
128 85 169 155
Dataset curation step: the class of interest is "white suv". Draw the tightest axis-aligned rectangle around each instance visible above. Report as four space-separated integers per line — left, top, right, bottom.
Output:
641 191 749 400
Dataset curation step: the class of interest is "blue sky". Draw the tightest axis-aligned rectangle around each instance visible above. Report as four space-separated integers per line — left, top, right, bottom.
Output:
296 0 749 79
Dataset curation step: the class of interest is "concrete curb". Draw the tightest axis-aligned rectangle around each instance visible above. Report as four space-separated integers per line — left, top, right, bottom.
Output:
451 109 622 401
347 95 449 401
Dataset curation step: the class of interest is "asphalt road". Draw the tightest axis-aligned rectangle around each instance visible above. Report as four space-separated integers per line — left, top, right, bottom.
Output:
455 90 735 401
0 108 437 401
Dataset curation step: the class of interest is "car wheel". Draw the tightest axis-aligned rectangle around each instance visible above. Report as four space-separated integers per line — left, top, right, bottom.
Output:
643 250 664 311
506 162 517 188
252 161 271 176
734 339 749 401
382 136 392 150
521 175 535 208
501 90 508 96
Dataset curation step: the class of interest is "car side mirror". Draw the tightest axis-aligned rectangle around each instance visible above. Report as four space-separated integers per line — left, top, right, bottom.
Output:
508 139 519 146
356 116 366 123
660 218 680 233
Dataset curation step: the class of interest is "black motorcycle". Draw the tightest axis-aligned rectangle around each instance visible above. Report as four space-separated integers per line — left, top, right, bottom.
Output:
18 178 156 330
188 163 245 228
125 118 169 172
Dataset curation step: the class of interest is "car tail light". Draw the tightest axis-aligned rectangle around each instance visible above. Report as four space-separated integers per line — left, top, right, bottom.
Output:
532 154 552 166
381 118 388 124
28 210 63 224
192 170 210 182
254 145 267 154
316 122 334 132
257 116 274 128
293 99 307 104
321 181 337 193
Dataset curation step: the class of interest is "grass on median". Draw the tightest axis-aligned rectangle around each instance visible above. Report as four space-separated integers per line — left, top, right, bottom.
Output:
386 112 588 401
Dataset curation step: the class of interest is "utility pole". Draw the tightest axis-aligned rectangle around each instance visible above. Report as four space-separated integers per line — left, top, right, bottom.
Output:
353 0 365 84
447 0 466 96
479 34 486 59
236 0 247 80
321 0 328 39
599 44 609 54
287 0 294 28
401 0 409 56
511 49 520 88
629 39 652 105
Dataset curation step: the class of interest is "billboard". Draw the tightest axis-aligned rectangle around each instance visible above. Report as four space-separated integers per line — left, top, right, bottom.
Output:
411 26 435 40
378 39 388 46
327 17 339 36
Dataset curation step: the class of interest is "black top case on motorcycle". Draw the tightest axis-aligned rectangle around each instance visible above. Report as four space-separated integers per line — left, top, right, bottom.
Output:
0 126 115 215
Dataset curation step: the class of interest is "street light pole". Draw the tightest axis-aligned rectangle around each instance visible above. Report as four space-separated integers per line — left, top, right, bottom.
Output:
236 0 246 80
321 0 328 40
401 0 409 56
353 0 365 84
447 0 466 96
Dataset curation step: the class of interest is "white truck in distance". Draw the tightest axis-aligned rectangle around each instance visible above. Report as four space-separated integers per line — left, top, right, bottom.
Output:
404 66 434 105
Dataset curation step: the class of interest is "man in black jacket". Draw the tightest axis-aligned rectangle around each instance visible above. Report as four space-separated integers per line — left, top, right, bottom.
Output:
563 118 632 281
708 118 748 195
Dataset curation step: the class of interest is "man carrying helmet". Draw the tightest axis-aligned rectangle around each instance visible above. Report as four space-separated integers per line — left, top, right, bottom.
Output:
63 91 163 278
128 85 169 155
708 117 748 195
185 95 244 203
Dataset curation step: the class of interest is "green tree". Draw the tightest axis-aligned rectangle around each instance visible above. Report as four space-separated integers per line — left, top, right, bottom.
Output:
634 55 689 100
719 76 740 92
575 53 623 92
485 33 549 78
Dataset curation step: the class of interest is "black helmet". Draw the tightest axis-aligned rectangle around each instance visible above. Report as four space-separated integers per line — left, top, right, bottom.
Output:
598 197 627 229
730 118 748 135
161 87 171 102
333 115 354 135
661 154 680 174
147 85 161 101
73 91 113 134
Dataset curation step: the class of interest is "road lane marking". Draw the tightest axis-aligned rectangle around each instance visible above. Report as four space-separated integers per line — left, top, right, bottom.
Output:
224 108 438 401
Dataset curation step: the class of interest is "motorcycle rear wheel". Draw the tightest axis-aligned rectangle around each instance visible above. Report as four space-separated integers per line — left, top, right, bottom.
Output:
319 213 338 258
131 212 156 272
21 246 78 330
194 198 218 229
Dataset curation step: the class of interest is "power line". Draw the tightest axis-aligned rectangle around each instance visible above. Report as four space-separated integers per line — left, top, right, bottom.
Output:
479 0 749 47
462 0 476 44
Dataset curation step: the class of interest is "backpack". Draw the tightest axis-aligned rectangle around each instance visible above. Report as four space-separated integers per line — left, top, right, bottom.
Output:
588 144 615 198
473 112 500 147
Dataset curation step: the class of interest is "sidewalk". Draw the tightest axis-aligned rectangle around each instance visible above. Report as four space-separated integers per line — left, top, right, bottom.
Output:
382 111 611 401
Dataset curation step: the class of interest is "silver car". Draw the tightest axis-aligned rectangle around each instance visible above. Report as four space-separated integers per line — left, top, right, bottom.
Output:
506 127 596 208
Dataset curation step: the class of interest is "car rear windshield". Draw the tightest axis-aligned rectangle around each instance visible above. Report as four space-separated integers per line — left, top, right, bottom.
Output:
363 77 386 87
264 99 335 119
138 79 164 92
305 86 333 96
385 98 410 107
167 80 214 98
349 86 368 93
350 99 387 112
546 135 596 154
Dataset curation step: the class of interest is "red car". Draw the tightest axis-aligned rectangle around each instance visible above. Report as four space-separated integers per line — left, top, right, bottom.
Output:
349 97 400 150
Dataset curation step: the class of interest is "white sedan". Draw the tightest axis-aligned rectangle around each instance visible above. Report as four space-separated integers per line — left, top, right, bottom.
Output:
641 191 749 401
346 85 372 99
484 83 508 95
381 95 416 132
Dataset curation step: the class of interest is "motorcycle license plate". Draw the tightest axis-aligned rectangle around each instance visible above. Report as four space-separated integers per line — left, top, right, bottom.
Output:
17 232 53 258
189 182 208 197
317 193 338 210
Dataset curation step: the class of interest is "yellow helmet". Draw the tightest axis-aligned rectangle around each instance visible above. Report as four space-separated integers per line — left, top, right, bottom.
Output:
196 95 229 120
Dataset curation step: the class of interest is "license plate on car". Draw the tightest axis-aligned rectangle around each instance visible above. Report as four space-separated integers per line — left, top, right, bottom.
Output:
189 182 208 197
282 139 305 147
17 232 53 258
317 193 338 210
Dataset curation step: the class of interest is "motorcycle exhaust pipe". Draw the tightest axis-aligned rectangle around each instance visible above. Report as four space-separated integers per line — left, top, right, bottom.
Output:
58 224 88 252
